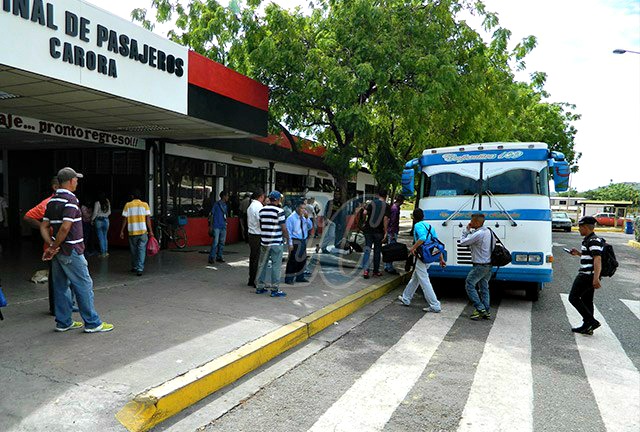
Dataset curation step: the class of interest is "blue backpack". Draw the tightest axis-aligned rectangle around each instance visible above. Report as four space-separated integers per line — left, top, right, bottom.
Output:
418 223 447 263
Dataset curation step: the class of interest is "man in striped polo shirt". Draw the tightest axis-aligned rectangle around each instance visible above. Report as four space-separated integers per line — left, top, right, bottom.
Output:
120 189 154 276
40 167 113 333
568 216 603 335
255 191 292 297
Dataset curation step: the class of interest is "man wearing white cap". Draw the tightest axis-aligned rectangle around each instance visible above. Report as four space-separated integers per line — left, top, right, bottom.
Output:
40 167 113 333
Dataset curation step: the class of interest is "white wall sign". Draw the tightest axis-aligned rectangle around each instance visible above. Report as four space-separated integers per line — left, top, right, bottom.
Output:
0 0 188 114
0 112 145 149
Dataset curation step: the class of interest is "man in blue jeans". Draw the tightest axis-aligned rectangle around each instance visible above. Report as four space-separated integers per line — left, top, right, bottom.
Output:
459 213 493 320
209 190 229 264
362 189 390 279
40 167 113 333
120 190 153 276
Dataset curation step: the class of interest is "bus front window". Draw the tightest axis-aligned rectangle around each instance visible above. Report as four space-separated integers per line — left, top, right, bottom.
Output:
484 168 549 196
423 172 479 197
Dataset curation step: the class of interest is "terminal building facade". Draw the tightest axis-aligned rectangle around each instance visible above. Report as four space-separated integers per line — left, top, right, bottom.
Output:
0 0 375 247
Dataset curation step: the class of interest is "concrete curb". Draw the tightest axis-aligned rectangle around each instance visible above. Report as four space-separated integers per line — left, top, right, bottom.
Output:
628 240 640 250
116 272 412 432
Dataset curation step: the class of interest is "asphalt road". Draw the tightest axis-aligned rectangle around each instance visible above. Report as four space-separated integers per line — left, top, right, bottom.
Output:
198 231 639 432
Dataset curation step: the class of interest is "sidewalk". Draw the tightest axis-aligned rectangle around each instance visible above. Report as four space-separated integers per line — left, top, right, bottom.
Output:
0 230 411 432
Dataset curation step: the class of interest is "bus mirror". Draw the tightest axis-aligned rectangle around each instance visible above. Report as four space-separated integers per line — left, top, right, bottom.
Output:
401 169 415 196
553 160 570 192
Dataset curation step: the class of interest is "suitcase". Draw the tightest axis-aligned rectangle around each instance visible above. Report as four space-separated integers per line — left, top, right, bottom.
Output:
381 242 408 263
348 231 366 253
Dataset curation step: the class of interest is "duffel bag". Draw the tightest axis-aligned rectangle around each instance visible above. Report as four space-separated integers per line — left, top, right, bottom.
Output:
381 242 408 263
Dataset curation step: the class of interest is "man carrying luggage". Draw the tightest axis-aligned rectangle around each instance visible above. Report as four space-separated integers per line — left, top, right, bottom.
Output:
384 195 404 275
398 209 444 312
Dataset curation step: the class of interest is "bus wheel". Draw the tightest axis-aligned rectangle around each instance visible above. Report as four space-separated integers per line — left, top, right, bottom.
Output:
525 282 542 302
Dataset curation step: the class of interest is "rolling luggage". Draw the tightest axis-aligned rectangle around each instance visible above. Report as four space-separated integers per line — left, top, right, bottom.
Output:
381 242 408 263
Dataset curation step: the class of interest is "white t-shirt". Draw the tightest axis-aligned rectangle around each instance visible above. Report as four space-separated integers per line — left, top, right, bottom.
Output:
247 199 263 235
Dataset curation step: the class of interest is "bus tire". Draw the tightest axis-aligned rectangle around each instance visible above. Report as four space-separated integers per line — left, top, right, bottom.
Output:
525 282 542 302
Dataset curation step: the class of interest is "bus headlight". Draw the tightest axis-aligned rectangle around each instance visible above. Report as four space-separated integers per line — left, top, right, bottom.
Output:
514 253 528 263
528 254 542 263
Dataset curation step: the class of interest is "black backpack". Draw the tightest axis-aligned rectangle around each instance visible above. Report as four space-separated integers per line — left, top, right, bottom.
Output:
488 228 511 267
598 237 618 277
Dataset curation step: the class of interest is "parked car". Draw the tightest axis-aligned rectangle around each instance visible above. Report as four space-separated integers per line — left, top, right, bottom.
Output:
552 212 573 232
592 212 626 227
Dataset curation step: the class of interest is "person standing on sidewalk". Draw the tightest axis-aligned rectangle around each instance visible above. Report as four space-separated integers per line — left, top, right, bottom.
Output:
239 193 251 242
384 195 404 275
120 190 153 277
284 201 313 285
567 216 603 335
91 193 111 258
255 191 291 297
208 191 229 264
398 208 444 312
40 167 113 333
362 189 390 279
247 190 265 287
459 213 493 320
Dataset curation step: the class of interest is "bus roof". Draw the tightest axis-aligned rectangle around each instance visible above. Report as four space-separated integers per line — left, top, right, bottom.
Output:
420 142 549 157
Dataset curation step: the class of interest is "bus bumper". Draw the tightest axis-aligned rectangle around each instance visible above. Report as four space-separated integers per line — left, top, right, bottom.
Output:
427 265 553 283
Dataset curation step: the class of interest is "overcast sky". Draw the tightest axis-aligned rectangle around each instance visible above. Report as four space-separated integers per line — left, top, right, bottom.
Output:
85 0 639 192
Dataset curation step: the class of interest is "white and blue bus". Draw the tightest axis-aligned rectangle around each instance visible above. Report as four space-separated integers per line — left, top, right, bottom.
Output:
402 142 570 300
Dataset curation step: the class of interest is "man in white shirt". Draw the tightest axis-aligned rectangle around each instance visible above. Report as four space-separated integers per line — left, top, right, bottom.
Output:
459 213 493 320
247 190 265 287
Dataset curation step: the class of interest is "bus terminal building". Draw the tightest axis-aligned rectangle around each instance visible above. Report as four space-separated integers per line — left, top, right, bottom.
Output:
0 0 375 247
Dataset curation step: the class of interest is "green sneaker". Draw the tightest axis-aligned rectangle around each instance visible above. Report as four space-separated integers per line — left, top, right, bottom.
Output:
84 322 114 333
482 310 492 320
470 310 486 321
55 321 83 332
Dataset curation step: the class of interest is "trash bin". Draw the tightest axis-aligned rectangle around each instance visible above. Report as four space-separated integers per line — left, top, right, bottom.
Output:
625 220 634 235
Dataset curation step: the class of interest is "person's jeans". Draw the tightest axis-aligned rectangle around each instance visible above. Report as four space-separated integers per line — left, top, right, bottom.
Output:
128 234 148 272
256 244 284 290
362 232 384 272
465 264 493 312
248 233 262 285
209 227 226 260
94 218 109 255
400 260 441 311
320 220 335 251
569 274 597 325
51 250 102 329
384 233 398 271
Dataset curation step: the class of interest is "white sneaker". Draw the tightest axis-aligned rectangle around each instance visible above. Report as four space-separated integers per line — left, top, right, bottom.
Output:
422 307 441 313
397 295 410 306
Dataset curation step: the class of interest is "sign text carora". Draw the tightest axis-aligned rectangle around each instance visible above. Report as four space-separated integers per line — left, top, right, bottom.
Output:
2 0 185 79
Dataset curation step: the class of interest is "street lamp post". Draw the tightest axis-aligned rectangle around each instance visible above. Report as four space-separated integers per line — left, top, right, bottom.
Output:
613 49 640 55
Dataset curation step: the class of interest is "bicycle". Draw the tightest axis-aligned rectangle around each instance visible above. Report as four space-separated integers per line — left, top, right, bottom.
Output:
156 220 188 249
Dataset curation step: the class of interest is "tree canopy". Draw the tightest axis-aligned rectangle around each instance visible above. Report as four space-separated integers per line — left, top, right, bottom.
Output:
134 0 581 197
583 183 640 205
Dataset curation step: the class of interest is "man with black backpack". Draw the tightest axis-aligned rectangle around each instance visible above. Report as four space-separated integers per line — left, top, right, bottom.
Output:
567 216 606 335
459 213 493 320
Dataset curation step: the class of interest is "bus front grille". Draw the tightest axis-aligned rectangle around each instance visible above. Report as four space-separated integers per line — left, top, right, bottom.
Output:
456 242 473 265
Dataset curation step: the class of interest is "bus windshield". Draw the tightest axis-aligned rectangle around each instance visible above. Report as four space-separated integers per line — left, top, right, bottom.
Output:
484 168 549 195
424 172 479 197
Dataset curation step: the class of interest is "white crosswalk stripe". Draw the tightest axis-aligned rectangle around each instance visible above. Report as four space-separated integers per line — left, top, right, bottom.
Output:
458 299 533 432
561 294 640 432
307 300 467 432
620 299 640 321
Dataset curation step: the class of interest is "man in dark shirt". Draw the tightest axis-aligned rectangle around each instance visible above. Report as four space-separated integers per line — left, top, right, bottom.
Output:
384 195 404 275
362 189 390 279
568 216 603 335
40 167 113 333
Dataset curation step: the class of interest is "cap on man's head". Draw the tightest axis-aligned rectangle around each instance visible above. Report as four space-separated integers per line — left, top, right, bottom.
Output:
57 167 83 184
268 190 282 201
579 216 597 225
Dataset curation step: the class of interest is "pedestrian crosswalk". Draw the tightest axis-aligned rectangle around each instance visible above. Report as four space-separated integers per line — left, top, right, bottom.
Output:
209 293 640 432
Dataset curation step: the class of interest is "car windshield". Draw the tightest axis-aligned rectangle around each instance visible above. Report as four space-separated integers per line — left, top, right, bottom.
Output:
553 212 569 218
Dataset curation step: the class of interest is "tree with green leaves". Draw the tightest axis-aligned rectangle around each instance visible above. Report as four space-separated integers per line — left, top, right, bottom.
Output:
584 183 640 205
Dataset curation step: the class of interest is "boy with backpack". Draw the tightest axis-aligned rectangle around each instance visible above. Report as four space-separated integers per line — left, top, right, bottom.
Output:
567 215 617 335
397 208 445 312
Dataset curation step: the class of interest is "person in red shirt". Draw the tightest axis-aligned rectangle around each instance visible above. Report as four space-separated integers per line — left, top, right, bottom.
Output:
24 177 61 315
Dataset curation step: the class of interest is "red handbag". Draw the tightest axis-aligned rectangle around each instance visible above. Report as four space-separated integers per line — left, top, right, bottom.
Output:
146 236 160 256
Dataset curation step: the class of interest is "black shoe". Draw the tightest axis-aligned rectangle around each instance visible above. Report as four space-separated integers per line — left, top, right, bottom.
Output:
216 258 225 263
130 268 137 273
136 271 143 276
580 321 601 335
571 324 587 333
208 258 214 264
384 268 399 275
295 278 310 283
285 280 295 285
247 281 255 287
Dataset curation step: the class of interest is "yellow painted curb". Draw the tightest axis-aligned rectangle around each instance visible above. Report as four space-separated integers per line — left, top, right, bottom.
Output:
628 240 640 250
116 273 410 431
